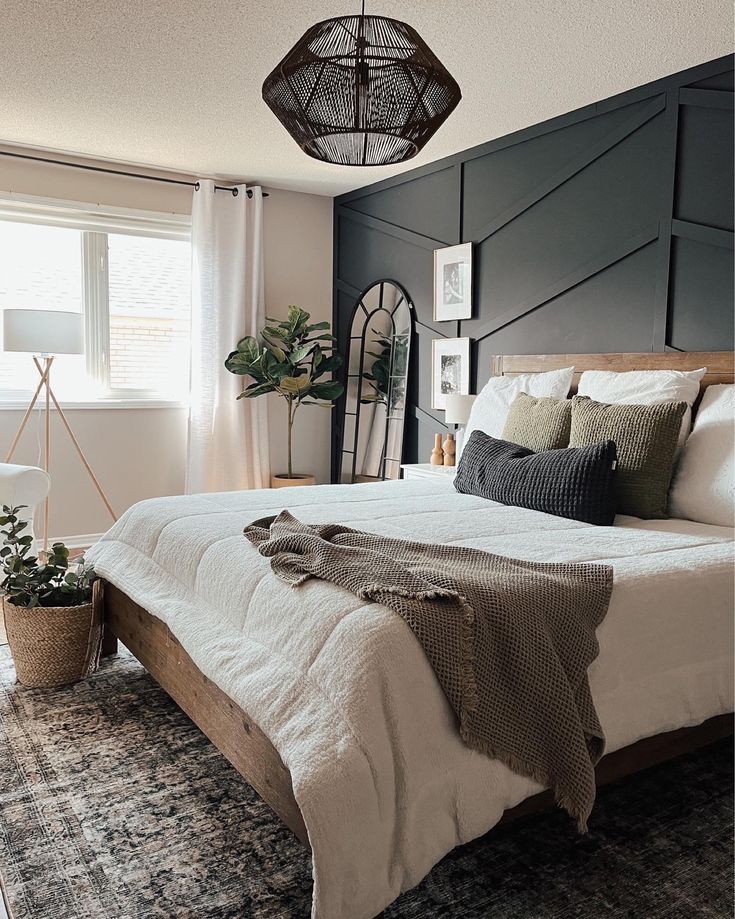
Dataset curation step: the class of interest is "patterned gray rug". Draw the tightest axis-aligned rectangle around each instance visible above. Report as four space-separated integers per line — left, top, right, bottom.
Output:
0 647 732 919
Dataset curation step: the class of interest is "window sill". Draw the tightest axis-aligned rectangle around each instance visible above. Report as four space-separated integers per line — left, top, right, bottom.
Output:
0 398 188 411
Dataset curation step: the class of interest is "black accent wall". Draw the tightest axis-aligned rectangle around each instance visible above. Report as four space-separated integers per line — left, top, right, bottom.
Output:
332 55 734 478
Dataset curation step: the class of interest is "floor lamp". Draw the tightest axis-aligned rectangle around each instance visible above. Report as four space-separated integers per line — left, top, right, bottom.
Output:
3 308 117 553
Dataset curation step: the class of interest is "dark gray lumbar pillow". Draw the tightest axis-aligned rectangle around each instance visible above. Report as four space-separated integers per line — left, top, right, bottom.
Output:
455 430 618 525
568 395 686 519
502 392 572 453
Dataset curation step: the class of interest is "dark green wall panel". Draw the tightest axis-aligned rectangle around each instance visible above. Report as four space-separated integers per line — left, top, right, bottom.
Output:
462 96 662 242
341 166 458 245
676 104 734 231
464 115 664 335
332 55 734 479
336 214 435 308
477 243 659 362
690 70 734 91
669 237 735 350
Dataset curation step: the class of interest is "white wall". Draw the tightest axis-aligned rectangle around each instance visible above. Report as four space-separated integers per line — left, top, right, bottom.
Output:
263 188 333 479
0 404 188 541
0 147 334 542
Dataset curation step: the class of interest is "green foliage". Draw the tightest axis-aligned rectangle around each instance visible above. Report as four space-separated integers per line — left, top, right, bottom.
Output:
361 332 392 405
224 306 344 405
0 506 97 609
361 332 408 406
224 305 345 476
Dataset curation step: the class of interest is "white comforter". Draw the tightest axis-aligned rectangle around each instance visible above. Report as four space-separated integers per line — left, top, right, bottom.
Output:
86 479 735 919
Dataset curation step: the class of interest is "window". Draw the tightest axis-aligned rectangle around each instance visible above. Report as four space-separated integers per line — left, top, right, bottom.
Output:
0 196 191 403
107 234 191 396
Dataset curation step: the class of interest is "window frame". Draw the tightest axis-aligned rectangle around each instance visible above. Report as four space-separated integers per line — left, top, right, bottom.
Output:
0 192 191 408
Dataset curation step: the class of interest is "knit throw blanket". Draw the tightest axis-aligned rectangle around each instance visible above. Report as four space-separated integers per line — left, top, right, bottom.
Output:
244 510 614 830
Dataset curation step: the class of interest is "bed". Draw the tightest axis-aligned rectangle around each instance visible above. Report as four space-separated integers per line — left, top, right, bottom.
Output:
88 352 735 919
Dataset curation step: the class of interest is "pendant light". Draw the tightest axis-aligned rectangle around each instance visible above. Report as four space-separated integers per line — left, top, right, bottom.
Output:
262 2 461 167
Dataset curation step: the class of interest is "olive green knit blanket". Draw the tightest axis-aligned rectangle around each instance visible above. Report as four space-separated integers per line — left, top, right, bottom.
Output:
244 510 614 830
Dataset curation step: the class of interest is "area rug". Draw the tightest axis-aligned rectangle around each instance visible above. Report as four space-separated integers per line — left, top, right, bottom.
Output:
0 647 732 919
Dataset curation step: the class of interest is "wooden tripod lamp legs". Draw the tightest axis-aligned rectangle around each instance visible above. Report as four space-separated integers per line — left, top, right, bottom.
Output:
4 356 117 553
3 359 51 462
44 356 51 552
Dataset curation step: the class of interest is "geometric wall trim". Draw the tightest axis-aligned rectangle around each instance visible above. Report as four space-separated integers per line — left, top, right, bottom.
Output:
471 94 665 246
332 55 734 477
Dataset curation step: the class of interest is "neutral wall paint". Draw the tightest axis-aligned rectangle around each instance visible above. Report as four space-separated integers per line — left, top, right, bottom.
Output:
0 404 188 542
0 150 333 541
263 188 333 481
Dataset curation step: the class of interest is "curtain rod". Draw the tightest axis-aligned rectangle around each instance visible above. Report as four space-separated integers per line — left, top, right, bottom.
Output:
0 149 269 198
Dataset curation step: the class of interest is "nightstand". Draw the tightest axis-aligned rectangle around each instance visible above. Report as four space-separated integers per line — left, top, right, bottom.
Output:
400 463 456 480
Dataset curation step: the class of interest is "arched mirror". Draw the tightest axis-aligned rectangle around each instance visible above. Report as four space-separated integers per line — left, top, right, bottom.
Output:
339 280 414 483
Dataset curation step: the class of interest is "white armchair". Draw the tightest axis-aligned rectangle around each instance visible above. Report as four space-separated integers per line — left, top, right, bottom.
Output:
0 464 51 543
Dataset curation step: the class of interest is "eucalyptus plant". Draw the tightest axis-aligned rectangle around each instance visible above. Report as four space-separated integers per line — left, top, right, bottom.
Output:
225 305 344 478
0 505 97 609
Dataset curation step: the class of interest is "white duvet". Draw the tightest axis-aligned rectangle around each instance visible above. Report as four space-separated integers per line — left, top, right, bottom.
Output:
86 479 735 919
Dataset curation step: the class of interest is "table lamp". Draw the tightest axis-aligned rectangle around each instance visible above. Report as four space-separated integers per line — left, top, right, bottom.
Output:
444 393 477 452
3 308 116 552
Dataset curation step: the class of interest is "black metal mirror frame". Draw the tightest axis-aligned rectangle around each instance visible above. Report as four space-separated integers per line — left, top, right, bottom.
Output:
340 279 415 483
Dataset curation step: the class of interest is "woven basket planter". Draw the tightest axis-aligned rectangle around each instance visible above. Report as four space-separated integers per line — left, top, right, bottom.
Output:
2 581 103 688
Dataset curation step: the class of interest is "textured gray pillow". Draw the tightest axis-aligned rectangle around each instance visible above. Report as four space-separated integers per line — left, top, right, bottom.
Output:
502 393 572 453
569 396 686 519
455 431 617 525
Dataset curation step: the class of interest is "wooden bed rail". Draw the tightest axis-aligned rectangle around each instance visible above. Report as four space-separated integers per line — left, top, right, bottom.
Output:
102 585 733 849
103 584 309 845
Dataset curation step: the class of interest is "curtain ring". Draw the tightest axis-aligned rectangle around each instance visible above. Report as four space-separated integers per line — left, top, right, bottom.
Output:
232 187 239 197
194 181 200 191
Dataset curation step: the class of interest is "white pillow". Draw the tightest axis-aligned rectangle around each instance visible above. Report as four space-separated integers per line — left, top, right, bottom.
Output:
668 384 734 527
463 367 575 446
577 367 707 449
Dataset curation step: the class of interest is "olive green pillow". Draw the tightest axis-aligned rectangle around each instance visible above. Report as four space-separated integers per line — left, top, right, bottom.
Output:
569 396 687 518
502 393 572 453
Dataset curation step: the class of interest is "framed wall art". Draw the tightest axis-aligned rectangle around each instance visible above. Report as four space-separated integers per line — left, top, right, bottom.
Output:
431 337 471 411
433 242 472 321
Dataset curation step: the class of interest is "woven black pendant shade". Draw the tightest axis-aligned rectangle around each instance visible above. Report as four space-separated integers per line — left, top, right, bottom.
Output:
262 15 461 166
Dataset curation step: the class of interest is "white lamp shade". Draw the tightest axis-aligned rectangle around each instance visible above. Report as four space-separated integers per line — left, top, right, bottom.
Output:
3 309 84 355
444 393 476 425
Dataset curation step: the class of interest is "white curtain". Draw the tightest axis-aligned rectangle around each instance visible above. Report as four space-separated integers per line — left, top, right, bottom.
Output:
186 179 270 493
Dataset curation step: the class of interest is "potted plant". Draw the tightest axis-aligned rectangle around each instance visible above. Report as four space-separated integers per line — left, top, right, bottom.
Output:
0 505 102 688
225 305 344 487
361 330 392 406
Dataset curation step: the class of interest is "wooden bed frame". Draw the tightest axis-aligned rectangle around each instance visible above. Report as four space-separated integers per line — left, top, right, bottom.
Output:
102 351 734 851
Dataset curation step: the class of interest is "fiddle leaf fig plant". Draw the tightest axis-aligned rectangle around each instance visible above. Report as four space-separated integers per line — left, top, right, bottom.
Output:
361 330 392 405
225 305 344 477
361 332 409 407
0 505 97 609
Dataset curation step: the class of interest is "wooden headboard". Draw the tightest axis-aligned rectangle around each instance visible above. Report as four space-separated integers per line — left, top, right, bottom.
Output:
491 352 735 397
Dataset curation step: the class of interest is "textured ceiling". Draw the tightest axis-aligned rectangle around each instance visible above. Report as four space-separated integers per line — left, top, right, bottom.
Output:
1 1 732 196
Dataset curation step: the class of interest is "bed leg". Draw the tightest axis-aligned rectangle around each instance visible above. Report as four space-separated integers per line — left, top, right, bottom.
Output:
101 625 118 657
